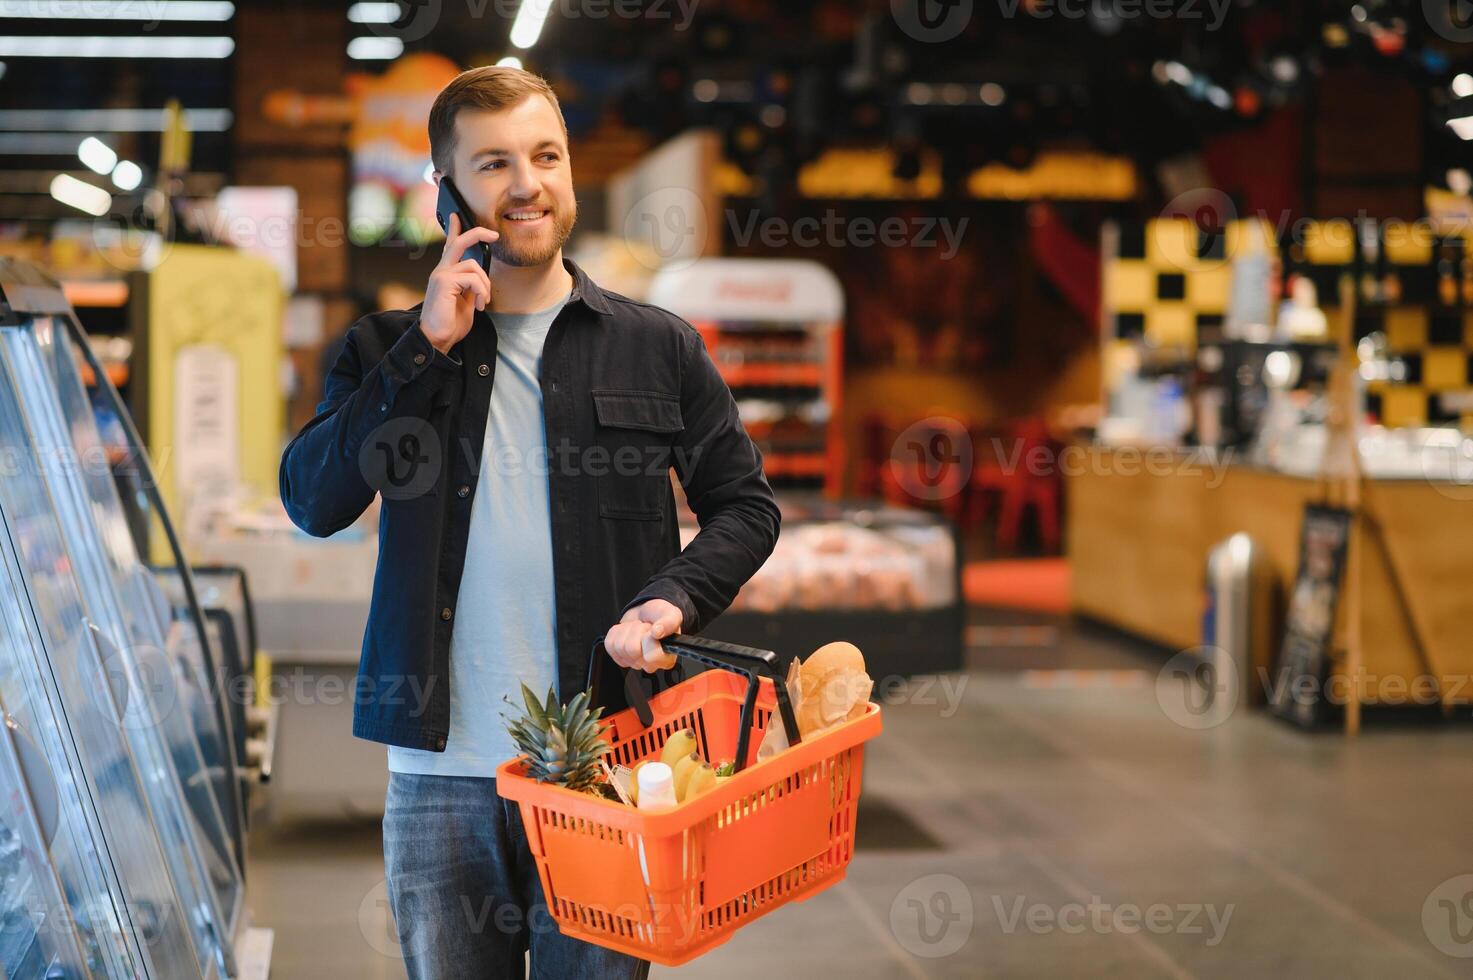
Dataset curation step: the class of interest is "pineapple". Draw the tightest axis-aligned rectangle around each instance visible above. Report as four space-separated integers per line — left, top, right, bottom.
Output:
503 684 611 794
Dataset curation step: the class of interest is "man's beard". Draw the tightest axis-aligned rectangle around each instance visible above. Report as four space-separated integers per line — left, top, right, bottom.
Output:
488 199 577 268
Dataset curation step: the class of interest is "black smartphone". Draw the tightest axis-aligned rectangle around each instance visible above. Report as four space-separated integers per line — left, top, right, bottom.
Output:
435 176 489 272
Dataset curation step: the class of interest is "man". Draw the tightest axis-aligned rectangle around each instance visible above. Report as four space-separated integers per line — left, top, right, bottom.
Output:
279 67 780 978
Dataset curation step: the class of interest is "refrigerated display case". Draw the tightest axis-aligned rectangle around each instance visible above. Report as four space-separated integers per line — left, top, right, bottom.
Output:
0 257 269 977
698 498 964 678
648 259 845 495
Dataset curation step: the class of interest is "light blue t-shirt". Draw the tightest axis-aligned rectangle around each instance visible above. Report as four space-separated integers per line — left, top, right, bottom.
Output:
388 291 570 778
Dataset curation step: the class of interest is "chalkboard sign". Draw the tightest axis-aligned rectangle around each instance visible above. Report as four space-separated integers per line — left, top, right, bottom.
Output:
1268 505 1353 727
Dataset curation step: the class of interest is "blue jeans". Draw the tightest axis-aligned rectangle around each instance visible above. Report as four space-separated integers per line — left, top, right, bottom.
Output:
383 771 651 980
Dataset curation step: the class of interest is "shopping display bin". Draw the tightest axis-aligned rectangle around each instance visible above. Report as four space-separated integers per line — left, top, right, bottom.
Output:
495 634 883 966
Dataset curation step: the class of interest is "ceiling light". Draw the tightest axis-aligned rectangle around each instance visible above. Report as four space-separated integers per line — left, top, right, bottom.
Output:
0 0 233 18
496 56 523 69
510 0 554 49
348 2 400 23
347 36 403 60
0 108 232 131
77 136 117 175
51 173 111 216
0 36 234 58
112 160 143 192
1455 73 1473 98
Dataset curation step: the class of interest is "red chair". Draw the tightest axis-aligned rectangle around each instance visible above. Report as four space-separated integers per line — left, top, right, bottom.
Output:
967 417 1060 554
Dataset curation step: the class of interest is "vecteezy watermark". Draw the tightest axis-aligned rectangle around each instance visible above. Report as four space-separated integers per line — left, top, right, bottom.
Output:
360 417 443 502
362 0 701 42
891 873 975 958
230 669 439 716
890 417 974 502
1155 646 1240 731
360 877 705 957
891 0 1230 42
992 895 1234 945
621 186 708 272
872 673 969 718
1255 667 1473 712
1424 1 1473 43
726 211 970 260
1424 874 1473 958
887 419 1235 503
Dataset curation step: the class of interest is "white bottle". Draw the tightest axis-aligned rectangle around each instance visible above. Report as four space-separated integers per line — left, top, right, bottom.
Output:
636 762 677 810
635 762 677 894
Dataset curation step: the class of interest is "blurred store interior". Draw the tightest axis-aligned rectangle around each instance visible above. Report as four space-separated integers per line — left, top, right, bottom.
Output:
1 1 1473 977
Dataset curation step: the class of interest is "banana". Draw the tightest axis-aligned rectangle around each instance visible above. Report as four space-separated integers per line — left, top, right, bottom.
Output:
629 759 651 805
672 752 703 801
659 728 698 769
684 762 717 800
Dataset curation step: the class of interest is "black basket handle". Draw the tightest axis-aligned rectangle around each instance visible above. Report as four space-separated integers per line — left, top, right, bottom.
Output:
591 633 800 774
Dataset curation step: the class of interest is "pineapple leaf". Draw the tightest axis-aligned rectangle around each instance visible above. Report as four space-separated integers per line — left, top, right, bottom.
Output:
521 683 549 729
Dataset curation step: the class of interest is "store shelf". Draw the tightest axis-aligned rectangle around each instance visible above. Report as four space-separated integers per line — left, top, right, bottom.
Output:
61 279 128 308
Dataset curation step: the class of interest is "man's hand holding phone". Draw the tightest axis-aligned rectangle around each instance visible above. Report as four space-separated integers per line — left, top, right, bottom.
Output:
420 212 499 355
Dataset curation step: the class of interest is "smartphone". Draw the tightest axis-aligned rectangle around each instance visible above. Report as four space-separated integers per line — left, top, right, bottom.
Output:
435 176 490 272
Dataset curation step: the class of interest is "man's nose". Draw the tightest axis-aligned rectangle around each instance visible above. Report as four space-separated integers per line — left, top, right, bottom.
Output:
508 160 542 200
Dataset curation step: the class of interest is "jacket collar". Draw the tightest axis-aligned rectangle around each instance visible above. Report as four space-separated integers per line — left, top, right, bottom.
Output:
564 257 614 317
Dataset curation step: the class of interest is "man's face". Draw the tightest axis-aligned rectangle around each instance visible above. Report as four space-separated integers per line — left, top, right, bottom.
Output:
440 95 577 268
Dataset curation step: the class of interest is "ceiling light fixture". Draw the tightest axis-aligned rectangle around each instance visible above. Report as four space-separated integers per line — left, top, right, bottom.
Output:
510 0 554 49
50 173 111 216
0 36 234 58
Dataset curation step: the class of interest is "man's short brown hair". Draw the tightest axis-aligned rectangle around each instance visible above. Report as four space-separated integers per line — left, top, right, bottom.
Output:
428 66 566 176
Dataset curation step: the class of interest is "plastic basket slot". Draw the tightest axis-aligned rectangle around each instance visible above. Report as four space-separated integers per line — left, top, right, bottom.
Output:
700 763 837 911
537 815 650 917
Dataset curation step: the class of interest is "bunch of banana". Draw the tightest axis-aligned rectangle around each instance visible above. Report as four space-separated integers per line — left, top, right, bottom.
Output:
626 728 735 805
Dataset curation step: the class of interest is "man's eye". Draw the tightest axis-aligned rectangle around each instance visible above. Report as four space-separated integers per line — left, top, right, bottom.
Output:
539 153 559 164
481 161 505 171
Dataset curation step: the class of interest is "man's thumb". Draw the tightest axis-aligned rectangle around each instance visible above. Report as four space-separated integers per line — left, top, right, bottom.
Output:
649 608 682 639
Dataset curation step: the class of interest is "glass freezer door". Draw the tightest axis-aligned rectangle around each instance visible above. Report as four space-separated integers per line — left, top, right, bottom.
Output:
0 709 91 978
0 544 139 979
14 316 247 900
0 352 209 978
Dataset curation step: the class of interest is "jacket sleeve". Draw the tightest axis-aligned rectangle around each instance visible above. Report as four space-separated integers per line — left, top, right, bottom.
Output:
279 318 460 538
620 325 781 632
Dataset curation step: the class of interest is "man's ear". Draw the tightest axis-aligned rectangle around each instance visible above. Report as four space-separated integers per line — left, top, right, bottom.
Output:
431 170 443 188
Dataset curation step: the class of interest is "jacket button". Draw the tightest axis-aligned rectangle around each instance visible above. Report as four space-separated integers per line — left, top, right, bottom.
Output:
478 363 490 377
414 353 427 366
441 607 452 621
457 485 470 498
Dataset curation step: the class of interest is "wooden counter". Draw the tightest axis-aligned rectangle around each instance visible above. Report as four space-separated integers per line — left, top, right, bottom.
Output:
1067 449 1473 716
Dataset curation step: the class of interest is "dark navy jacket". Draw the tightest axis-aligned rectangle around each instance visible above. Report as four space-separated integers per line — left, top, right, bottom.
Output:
279 260 780 750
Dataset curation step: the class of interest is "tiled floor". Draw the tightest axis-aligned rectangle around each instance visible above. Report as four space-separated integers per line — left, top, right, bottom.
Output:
247 614 1473 978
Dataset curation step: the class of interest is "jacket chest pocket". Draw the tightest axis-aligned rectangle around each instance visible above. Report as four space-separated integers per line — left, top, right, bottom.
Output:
591 389 683 520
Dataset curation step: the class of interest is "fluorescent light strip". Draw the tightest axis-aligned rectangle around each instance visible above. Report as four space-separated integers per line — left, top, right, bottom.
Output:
347 36 403 60
0 108 233 131
50 173 111 216
510 0 553 49
0 134 91 154
0 1 233 19
348 2 400 23
0 36 234 58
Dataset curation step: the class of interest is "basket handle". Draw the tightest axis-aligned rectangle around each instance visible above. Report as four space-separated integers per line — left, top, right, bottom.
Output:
591 633 800 774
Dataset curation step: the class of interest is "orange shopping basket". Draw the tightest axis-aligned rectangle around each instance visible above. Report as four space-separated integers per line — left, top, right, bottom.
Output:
495 634 882 966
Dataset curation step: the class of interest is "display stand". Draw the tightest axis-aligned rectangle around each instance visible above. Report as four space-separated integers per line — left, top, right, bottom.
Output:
1314 278 1365 733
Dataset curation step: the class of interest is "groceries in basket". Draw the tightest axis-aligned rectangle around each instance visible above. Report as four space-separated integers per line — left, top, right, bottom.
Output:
501 684 623 802
502 640 873 809
757 640 874 762
493 633 883 967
